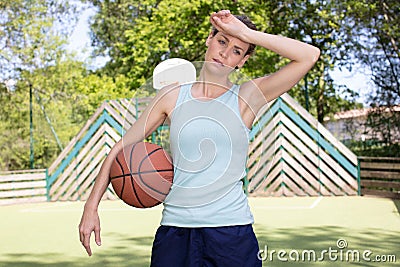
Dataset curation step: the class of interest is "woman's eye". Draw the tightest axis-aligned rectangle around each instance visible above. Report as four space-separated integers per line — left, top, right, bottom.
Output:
218 40 226 45
234 50 241 55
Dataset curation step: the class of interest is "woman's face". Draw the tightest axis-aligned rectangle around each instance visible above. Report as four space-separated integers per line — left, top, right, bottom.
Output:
205 32 250 73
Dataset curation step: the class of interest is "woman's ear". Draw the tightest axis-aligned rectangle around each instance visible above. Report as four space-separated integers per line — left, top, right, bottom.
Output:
237 54 251 68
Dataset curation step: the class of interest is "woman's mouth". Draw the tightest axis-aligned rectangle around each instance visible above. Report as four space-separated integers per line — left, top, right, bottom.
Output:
213 59 224 66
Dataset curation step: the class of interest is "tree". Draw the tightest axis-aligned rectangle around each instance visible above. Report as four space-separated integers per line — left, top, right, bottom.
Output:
88 0 300 88
268 0 362 122
341 0 399 154
0 56 148 170
0 0 81 82
342 0 399 107
0 1 153 170
0 0 83 170
88 0 279 86
0 59 85 170
86 0 158 76
87 0 359 121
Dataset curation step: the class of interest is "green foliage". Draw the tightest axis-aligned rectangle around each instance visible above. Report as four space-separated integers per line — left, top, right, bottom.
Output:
0 59 82 170
73 73 148 121
0 0 82 169
0 1 149 170
0 83 30 169
2 0 399 170
0 57 145 170
87 0 159 76
268 0 361 122
89 0 281 88
345 140 400 157
89 0 360 121
364 107 400 145
0 0 81 80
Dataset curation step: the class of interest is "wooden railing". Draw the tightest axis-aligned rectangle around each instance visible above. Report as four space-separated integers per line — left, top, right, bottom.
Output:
0 169 47 205
359 157 400 199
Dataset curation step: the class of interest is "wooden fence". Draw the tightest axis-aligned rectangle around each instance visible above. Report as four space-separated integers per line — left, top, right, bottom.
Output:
359 157 400 199
0 169 47 205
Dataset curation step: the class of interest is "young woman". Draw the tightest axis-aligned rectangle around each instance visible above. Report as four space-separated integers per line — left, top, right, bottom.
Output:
79 10 320 266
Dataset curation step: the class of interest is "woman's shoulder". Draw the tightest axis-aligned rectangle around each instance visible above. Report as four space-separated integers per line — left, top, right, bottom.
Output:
153 83 183 115
238 80 270 112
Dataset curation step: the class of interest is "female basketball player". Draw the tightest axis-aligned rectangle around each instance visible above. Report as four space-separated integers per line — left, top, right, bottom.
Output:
79 10 320 266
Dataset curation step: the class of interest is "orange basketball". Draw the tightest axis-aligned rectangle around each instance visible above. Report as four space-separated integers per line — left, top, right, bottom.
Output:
109 142 174 208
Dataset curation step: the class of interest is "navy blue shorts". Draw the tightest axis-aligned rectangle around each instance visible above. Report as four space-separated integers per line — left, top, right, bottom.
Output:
150 224 262 267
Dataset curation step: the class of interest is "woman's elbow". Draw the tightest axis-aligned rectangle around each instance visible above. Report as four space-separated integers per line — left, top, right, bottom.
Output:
310 46 321 63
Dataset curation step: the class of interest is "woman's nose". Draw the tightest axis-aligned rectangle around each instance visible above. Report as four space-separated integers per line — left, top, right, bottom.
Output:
219 49 228 58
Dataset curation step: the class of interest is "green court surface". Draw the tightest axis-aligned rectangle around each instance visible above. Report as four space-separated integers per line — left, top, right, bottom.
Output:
0 196 399 266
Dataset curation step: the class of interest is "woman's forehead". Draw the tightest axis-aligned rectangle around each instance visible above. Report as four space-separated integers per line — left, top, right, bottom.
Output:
214 32 250 50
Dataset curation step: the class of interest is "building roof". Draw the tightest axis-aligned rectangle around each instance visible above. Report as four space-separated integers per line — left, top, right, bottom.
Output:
324 105 400 121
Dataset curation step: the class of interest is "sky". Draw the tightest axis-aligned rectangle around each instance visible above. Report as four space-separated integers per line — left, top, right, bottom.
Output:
68 7 372 106
67 8 109 69
330 67 372 105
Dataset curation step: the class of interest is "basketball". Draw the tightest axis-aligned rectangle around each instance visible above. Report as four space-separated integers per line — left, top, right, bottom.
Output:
109 142 174 208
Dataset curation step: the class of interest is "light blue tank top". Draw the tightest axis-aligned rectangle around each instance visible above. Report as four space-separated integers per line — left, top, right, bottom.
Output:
160 83 254 227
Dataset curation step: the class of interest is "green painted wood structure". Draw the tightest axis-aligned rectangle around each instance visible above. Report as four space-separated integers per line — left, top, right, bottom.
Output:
46 98 151 201
46 93 359 201
247 94 359 196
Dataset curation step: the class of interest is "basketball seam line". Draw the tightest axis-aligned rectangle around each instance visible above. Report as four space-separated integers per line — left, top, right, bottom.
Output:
109 169 174 180
130 143 146 208
138 147 171 197
115 156 125 200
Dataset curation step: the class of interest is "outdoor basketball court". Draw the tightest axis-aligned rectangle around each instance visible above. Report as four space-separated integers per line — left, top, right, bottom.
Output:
0 196 398 266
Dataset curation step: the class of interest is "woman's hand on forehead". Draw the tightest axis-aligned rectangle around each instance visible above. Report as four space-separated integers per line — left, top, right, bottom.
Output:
210 10 250 39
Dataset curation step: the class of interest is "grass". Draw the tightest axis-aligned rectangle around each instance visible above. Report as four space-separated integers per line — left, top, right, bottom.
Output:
0 196 399 266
